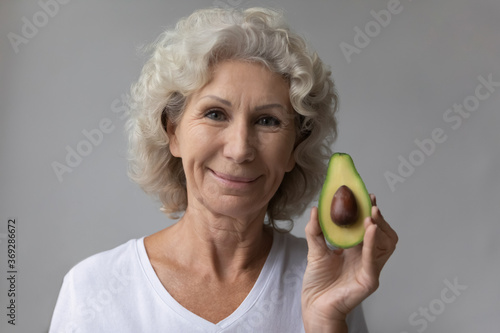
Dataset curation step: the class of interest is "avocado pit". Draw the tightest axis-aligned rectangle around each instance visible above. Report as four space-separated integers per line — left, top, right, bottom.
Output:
330 185 359 227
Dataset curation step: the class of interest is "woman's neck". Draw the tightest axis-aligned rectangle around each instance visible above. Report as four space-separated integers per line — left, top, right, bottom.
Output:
150 206 273 281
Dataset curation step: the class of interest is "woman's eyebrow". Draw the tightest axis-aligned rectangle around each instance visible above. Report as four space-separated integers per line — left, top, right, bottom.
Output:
255 103 287 112
200 95 232 106
200 95 288 113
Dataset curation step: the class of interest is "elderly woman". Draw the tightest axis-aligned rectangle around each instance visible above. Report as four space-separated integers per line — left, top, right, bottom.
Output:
50 7 397 333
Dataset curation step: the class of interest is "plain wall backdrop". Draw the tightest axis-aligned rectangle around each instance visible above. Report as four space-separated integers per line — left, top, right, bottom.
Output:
1 0 499 332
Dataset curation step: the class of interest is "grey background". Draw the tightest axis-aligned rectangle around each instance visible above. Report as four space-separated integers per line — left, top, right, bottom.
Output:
1 0 498 332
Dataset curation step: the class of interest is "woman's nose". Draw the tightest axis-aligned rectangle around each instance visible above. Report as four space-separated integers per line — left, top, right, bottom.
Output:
223 121 256 164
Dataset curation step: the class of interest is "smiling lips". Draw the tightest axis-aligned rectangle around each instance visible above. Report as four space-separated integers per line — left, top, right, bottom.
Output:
209 169 260 187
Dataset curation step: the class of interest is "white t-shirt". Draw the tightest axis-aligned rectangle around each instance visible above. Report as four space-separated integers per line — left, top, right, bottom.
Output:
49 231 368 333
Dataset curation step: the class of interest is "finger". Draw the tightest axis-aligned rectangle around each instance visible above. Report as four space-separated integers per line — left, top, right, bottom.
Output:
304 207 330 257
364 215 395 258
364 218 398 285
371 206 398 244
368 197 397 243
361 217 381 278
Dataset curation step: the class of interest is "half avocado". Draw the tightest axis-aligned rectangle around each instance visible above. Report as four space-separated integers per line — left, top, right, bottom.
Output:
318 153 372 248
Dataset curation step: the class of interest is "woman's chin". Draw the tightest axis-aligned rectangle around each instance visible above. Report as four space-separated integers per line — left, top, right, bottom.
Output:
200 196 267 222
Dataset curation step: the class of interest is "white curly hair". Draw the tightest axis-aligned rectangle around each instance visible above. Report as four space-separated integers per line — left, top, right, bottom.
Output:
126 7 338 230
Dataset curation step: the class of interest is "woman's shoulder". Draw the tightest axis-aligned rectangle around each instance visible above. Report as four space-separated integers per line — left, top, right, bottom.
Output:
64 238 142 283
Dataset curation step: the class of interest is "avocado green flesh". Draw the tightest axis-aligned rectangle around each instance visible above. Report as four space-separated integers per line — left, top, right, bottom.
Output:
318 153 372 248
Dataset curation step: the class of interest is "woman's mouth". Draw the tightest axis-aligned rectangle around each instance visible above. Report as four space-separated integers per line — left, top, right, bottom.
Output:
209 169 260 188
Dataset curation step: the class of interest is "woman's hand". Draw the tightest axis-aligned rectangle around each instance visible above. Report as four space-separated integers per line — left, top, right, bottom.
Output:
301 194 398 332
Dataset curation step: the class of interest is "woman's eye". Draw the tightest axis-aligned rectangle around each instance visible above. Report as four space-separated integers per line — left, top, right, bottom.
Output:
257 116 281 127
205 110 226 121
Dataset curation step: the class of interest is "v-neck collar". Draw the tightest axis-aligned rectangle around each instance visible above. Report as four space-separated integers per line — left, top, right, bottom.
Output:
136 230 283 331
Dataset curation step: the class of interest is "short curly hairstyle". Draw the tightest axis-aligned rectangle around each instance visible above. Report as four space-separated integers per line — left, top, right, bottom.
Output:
126 7 338 230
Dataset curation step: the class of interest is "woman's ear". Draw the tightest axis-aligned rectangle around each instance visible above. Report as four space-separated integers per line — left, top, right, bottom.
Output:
164 113 180 157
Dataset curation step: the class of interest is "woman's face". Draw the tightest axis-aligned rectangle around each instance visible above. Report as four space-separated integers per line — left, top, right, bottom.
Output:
168 60 297 220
